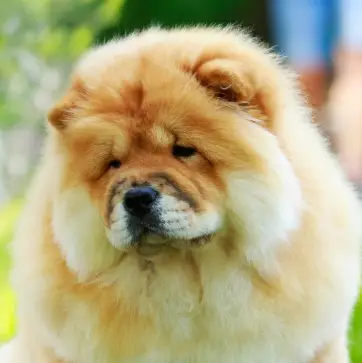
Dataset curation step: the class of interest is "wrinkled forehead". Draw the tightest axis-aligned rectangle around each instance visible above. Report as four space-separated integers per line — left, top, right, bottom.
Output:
78 55 204 117
73 58 231 139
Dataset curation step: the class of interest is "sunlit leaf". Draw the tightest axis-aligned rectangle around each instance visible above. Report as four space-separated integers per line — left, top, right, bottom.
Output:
0 199 22 342
38 28 67 59
69 26 93 57
101 0 125 23
0 286 16 342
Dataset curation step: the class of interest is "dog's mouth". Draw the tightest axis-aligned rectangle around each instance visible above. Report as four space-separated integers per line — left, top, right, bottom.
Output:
129 218 214 254
106 188 221 253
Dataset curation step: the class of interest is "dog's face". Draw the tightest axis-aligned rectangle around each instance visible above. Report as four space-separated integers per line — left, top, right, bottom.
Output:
48 28 302 278
63 109 227 250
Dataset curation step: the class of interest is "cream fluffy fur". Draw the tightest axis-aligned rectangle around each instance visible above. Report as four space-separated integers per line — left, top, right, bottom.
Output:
1 26 361 363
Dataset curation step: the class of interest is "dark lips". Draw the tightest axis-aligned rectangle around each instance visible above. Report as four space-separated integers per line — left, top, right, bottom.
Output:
126 212 163 244
126 211 214 250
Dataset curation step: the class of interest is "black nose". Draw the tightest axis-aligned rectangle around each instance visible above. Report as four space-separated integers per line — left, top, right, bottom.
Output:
124 186 159 217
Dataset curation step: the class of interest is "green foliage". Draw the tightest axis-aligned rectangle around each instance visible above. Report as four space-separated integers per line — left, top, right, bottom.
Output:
98 0 270 44
0 199 22 341
351 298 362 362
0 0 125 129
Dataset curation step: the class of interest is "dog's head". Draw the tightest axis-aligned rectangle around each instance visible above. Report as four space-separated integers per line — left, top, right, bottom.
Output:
47 27 302 279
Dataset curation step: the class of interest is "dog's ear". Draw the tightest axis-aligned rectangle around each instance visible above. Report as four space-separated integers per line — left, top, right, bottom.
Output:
195 58 276 123
48 78 87 130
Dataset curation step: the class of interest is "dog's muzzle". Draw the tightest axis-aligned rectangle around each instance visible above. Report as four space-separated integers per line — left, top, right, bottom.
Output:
122 185 164 243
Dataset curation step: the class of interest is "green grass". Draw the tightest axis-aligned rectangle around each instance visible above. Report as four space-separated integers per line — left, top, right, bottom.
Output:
0 200 361 360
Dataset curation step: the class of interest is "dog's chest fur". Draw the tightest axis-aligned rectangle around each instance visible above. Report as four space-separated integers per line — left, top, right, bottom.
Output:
35 244 332 363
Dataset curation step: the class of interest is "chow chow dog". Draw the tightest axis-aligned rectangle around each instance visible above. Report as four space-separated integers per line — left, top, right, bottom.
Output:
1 26 361 363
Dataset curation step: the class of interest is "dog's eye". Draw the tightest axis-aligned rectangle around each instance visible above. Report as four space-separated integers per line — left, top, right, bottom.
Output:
108 160 122 169
172 145 197 158
214 85 238 103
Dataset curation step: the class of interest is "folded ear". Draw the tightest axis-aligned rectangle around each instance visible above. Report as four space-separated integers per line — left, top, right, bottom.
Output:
194 58 276 124
47 78 87 130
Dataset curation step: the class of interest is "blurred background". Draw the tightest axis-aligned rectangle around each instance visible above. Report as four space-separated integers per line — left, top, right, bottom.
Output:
0 0 362 360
